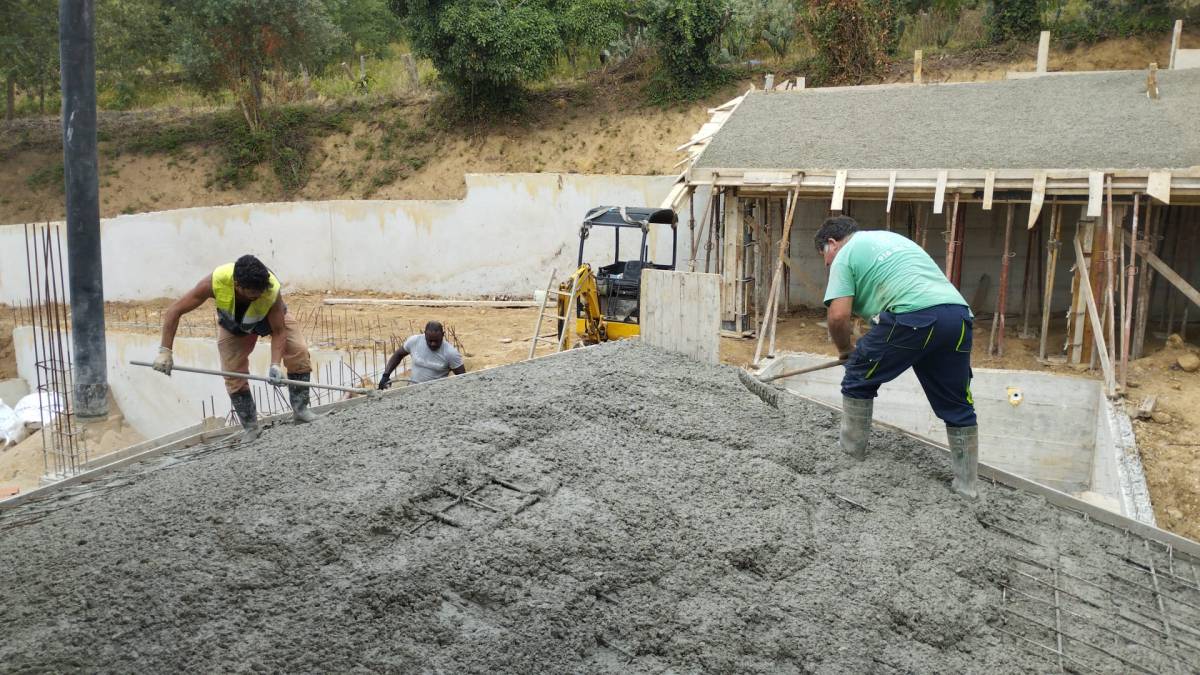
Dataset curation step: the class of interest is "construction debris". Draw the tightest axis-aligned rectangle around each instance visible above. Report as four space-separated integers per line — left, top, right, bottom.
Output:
0 343 1196 672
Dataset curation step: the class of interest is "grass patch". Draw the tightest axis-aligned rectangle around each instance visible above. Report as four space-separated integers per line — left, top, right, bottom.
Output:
26 163 64 193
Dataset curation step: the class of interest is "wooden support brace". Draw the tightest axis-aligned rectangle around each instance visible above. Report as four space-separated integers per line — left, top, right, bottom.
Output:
1170 19 1183 69
1037 31 1050 73
1087 172 1104 218
886 171 896 214
1038 202 1061 359
933 171 947 214
1147 171 1171 204
1135 243 1200 310
1074 235 1118 397
914 50 923 84
1027 173 1047 230
831 170 847 212
983 171 995 211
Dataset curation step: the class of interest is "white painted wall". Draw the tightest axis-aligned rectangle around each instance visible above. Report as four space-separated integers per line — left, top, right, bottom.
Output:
12 327 382 439
0 173 680 304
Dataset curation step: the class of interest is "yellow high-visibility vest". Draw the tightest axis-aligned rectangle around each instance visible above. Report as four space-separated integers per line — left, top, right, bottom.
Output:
211 262 280 336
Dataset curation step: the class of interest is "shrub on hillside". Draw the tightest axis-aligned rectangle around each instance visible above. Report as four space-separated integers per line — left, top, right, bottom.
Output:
986 0 1039 43
648 0 731 101
804 0 899 83
400 0 561 110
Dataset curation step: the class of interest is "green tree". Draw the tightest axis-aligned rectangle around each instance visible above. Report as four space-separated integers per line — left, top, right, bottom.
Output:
325 0 402 58
401 0 562 109
987 0 1039 43
760 0 801 60
96 0 174 109
554 0 634 68
648 0 730 100
0 0 59 118
174 0 343 128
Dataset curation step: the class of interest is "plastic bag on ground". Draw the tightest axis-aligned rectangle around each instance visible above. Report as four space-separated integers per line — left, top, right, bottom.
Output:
0 399 28 449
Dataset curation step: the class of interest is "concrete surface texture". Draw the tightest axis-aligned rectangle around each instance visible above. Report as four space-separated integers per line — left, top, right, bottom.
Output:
695 70 1200 170
0 173 687 304
0 343 1197 672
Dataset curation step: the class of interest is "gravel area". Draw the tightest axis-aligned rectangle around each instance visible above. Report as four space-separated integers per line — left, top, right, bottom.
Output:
1 342 1197 672
695 69 1200 171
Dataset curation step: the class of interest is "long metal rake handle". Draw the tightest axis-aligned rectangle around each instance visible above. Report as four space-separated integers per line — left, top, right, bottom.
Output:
758 358 846 383
130 360 375 394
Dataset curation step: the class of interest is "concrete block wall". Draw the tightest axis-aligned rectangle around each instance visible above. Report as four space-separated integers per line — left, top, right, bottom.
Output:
0 173 683 304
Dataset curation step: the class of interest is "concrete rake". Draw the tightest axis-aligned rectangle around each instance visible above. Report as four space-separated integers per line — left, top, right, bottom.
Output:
737 358 845 408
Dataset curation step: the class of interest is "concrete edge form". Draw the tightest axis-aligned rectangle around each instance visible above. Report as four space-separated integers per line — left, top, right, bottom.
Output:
1103 397 1156 525
779 387 1200 559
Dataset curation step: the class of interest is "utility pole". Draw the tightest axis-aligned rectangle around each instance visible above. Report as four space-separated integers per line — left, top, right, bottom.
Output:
60 0 108 418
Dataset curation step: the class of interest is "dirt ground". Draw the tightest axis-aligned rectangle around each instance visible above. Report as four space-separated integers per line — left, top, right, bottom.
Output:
1 341 1196 672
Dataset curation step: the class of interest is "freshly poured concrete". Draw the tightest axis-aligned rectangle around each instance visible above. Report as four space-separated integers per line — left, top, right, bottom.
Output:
758 352 1154 520
0 343 1195 672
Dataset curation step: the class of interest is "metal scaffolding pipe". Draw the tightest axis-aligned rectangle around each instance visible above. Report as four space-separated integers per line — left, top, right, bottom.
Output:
59 0 108 418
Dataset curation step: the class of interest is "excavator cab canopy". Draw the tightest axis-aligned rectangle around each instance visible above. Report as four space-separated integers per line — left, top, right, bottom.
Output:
574 206 678 329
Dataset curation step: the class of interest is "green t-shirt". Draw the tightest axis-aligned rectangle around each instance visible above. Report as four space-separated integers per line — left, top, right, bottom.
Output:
823 231 968 318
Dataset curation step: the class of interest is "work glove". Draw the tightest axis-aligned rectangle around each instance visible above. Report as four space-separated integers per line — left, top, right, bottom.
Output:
268 364 284 386
377 374 391 390
152 347 173 375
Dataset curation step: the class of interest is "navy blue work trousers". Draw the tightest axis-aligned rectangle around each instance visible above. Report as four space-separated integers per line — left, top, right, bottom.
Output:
841 303 977 428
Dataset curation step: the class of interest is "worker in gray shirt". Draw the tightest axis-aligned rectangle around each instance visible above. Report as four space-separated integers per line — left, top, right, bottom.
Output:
378 321 466 389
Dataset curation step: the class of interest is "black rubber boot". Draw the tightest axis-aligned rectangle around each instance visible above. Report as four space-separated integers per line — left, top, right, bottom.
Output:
288 372 318 424
229 390 262 441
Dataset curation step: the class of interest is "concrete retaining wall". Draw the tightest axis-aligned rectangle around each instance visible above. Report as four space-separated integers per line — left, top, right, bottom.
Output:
757 352 1152 521
0 174 682 303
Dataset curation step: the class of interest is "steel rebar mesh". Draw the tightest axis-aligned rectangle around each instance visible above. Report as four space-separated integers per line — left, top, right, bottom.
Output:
23 224 90 480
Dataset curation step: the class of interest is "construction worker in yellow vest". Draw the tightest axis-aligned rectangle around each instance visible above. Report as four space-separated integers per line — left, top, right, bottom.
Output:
151 255 316 440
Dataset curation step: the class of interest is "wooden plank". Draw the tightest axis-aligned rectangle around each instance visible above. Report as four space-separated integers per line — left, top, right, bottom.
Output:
1169 19 1183 69
913 50 923 84
1146 171 1171 204
831 170 847 212
1087 171 1104 217
933 171 948 214
1073 235 1118 396
1137 395 1158 419
640 270 721 364
325 298 537 308
1027 172 1047 229
1136 243 1200 309
982 171 995 210
886 171 896 213
1038 202 1061 360
1036 31 1051 73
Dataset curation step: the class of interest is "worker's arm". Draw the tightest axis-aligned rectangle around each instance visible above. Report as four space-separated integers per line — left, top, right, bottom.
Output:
826 296 855 360
265 295 287 383
154 276 213 375
451 365 466 376
378 346 410 389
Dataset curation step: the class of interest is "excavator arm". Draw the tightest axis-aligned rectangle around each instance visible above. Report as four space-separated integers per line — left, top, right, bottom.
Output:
557 264 606 346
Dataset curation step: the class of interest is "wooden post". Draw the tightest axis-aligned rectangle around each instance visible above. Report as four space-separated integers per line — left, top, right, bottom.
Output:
1066 219 1096 364
753 190 799 364
1019 209 1038 339
1038 202 1061 360
1121 194 1140 388
1104 178 1117 374
1037 31 1050 73
687 186 697 271
1133 202 1158 358
990 203 1015 356
1074 233 1118 397
914 50 923 84
1169 19 1183 69
952 198 966 288
1147 63 1160 100
944 193 960 280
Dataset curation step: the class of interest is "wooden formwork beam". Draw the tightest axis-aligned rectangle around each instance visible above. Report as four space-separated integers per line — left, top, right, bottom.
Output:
1038 202 1062 359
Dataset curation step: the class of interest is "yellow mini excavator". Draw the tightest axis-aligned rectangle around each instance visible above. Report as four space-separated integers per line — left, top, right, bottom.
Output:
555 206 678 347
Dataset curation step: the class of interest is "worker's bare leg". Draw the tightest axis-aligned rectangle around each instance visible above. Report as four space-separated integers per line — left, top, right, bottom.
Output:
218 327 262 440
